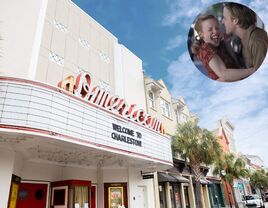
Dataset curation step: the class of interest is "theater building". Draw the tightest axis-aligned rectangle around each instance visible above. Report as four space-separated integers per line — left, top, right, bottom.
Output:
0 0 173 208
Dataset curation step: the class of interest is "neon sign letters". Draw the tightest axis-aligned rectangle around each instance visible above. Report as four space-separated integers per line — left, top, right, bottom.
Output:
58 73 165 134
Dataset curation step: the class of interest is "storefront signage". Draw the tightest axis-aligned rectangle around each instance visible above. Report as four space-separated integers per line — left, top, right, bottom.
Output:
142 174 154 179
111 123 142 147
58 73 166 134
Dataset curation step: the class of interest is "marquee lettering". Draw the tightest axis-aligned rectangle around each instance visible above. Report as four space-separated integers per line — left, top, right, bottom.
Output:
58 72 166 134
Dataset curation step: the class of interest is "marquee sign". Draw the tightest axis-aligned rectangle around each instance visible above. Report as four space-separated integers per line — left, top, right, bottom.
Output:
0 77 172 166
111 123 142 147
58 73 166 134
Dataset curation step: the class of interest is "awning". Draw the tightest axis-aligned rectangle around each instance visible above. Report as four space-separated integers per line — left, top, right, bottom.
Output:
206 177 222 184
158 172 177 182
200 178 212 185
157 172 190 183
171 175 189 183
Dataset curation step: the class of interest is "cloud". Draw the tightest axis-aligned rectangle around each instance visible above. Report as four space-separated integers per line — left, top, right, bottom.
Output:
163 0 268 166
162 0 246 27
162 0 201 27
168 51 268 166
165 35 184 51
249 0 268 29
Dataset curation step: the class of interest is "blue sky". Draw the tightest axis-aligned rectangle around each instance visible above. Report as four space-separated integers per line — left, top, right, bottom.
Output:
74 0 268 166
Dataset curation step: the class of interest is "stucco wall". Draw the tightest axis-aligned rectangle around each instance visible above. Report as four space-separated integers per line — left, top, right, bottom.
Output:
0 0 46 78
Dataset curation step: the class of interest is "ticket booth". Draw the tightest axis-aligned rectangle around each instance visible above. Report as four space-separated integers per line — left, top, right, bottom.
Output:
51 180 92 208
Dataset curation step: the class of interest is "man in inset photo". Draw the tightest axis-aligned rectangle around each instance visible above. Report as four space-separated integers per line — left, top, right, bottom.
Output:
223 2 268 70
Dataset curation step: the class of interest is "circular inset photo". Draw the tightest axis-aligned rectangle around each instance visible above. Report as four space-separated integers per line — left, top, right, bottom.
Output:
188 2 268 82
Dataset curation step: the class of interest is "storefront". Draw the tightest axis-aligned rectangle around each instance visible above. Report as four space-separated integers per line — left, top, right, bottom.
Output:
157 172 189 208
207 177 226 208
0 74 173 208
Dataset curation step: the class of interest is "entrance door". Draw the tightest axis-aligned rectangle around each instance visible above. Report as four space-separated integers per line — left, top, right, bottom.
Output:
17 182 48 208
137 186 147 208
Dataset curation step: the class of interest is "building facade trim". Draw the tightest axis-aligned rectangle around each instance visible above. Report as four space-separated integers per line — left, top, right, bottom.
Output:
0 124 173 166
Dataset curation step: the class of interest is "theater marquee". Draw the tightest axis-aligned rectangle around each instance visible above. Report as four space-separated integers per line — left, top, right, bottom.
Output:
0 76 173 165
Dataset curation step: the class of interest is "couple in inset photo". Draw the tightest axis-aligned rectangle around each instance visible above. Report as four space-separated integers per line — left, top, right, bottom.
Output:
188 2 268 82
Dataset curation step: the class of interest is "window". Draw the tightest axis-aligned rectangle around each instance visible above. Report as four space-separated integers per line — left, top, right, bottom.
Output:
176 111 188 123
160 99 170 117
172 184 182 208
75 186 89 208
181 113 188 123
148 91 154 109
159 183 167 208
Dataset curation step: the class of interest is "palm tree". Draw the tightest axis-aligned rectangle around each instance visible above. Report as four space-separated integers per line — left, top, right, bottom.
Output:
172 120 222 208
250 169 268 198
214 153 248 208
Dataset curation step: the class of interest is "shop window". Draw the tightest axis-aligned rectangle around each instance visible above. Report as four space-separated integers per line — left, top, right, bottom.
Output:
148 91 155 109
170 185 175 208
75 186 89 208
159 183 167 208
216 184 226 207
51 180 91 208
172 184 182 208
160 99 170 118
53 189 66 205
184 186 190 208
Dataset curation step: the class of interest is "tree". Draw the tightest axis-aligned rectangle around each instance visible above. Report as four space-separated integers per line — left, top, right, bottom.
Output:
172 120 222 208
214 153 248 208
250 169 268 196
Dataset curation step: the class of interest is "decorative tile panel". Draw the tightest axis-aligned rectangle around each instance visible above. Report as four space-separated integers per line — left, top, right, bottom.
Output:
53 20 67 32
79 38 91 49
49 51 64 66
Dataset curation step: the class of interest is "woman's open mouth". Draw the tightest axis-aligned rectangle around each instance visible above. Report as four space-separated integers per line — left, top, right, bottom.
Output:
211 34 220 43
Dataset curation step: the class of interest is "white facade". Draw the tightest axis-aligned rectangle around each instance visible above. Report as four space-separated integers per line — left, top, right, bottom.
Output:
0 0 172 207
218 117 236 153
244 154 265 169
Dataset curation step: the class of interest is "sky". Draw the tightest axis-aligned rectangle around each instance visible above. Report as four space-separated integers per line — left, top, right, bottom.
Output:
74 0 268 167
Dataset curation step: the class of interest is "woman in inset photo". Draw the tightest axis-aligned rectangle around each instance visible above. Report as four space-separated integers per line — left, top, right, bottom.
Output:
188 2 268 82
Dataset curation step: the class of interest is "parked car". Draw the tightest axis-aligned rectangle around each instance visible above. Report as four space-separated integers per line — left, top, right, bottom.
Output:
265 192 268 202
245 195 265 208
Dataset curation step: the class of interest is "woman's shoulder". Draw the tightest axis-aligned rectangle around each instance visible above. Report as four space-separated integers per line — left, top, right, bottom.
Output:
198 43 218 60
200 42 216 50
